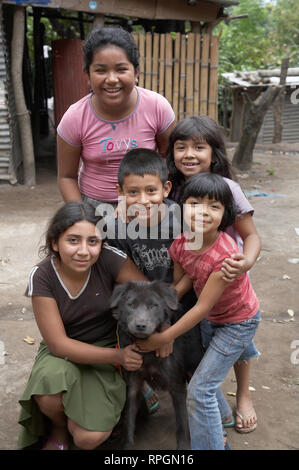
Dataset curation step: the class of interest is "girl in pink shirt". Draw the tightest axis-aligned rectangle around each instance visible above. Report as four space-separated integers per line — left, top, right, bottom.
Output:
57 27 175 205
137 173 261 450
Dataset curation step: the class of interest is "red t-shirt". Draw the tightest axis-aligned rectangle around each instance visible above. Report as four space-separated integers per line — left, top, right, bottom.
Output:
169 231 259 323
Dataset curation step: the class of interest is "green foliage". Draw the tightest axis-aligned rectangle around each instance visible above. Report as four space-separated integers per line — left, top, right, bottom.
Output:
216 0 274 76
26 7 60 61
268 0 299 66
217 0 298 76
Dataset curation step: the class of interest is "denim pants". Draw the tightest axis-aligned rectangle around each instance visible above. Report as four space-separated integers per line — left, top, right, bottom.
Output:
187 310 261 450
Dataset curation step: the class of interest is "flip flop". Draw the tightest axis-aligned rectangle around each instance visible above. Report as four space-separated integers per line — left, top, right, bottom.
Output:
223 416 235 428
42 438 68 450
235 410 257 434
144 387 159 414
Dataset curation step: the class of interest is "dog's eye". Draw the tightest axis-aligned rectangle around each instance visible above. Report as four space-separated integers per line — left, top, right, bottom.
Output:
150 304 159 309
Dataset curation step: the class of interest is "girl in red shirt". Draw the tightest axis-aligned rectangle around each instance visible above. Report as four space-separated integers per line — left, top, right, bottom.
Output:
137 173 261 450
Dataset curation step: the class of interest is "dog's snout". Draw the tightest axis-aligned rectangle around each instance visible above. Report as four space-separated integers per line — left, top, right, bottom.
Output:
136 322 147 331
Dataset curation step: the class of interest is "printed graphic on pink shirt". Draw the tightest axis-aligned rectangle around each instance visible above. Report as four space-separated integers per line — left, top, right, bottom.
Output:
99 137 138 152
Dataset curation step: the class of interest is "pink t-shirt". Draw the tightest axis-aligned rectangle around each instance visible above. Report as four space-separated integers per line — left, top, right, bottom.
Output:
57 87 175 202
169 231 259 323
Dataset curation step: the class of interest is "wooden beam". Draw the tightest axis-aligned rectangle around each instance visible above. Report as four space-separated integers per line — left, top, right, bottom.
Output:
3 0 220 21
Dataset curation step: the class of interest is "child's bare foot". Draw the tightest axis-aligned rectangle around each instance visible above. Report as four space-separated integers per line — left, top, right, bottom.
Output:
235 396 257 433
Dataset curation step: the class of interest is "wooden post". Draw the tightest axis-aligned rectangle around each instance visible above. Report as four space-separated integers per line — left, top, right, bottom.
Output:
172 33 180 119
200 33 210 115
208 35 218 121
11 6 36 186
272 58 289 143
232 86 281 170
33 7 42 154
179 34 186 120
93 14 105 28
165 33 173 104
186 33 194 116
145 32 152 90
152 33 159 93
159 34 165 96
193 33 201 116
138 32 145 88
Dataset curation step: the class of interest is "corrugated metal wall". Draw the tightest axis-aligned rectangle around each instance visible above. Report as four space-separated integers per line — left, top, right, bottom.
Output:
257 90 299 144
0 5 21 183
0 5 12 181
52 39 90 128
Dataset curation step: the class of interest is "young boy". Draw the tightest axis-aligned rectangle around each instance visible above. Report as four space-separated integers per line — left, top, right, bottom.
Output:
108 148 191 292
107 149 202 411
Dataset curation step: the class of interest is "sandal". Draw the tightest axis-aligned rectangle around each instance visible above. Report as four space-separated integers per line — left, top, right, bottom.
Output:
42 438 68 450
235 409 257 434
223 416 235 428
143 387 159 414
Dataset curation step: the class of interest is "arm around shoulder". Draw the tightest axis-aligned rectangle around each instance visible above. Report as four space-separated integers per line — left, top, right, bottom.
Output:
156 121 175 158
115 256 148 284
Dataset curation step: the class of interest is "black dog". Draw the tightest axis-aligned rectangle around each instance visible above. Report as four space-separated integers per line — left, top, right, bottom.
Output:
111 280 203 450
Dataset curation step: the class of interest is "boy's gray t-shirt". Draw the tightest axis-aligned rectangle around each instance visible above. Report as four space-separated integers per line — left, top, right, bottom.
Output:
107 199 182 283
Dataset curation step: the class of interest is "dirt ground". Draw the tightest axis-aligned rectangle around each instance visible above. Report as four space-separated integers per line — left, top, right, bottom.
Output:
0 141 299 451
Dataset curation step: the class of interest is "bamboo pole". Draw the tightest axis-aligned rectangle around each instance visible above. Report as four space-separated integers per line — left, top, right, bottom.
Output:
165 33 173 104
152 33 159 92
200 33 210 115
159 34 165 96
179 34 186 120
208 35 219 121
193 33 201 116
186 33 195 116
11 6 36 186
138 33 145 88
132 32 139 87
172 33 181 120
145 32 152 90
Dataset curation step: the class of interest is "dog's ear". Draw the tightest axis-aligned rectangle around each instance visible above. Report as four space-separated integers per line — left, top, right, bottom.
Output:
110 282 131 314
151 281 178 310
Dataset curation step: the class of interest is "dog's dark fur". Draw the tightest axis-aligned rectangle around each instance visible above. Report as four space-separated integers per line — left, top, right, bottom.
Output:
111 280 204 450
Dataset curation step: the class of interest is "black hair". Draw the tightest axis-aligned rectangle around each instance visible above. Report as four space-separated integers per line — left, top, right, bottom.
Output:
83 26 139 74
118 148 169 187
181 173 239 231
39 201 101 259
167 115 233 198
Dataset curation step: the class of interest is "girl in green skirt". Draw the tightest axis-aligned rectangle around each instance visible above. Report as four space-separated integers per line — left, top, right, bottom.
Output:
18 201 146 450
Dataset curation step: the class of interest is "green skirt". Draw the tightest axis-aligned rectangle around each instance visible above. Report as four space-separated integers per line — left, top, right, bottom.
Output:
18 339 126 449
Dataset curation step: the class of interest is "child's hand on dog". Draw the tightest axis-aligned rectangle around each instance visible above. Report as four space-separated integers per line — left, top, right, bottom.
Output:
120 344 143 371
137 332 168 354
155 323 174 358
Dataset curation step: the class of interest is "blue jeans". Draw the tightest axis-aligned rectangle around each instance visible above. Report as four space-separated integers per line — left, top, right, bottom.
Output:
187 311 261 450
